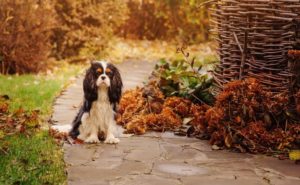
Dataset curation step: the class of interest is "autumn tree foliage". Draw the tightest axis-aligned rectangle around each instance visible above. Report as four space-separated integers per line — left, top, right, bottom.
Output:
118 0 211 43
51 0 128 59
0 0 211 74
0 0 56 74
0 0 128 73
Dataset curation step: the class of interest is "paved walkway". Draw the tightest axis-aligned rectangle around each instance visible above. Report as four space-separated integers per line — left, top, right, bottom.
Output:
52 61 300 185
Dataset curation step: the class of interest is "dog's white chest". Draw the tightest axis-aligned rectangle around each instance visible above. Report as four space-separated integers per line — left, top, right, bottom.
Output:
88 88 114 129
90 100 113 122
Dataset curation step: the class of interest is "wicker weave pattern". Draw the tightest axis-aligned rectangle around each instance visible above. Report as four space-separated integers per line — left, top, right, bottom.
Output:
211 0 300 93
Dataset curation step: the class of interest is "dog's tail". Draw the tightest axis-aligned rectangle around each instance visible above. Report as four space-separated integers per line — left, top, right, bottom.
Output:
69 106 84 139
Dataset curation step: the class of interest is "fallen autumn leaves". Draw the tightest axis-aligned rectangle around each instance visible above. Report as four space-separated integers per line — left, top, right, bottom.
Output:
117 78 300 155
0 100 40 139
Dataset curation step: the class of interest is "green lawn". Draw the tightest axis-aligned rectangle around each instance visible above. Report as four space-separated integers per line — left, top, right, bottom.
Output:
0 133 66 185
0 64 84 185
0 66 83 113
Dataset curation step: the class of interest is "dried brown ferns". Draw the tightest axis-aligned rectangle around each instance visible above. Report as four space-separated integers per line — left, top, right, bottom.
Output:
192 78 300 153
117 78 300 154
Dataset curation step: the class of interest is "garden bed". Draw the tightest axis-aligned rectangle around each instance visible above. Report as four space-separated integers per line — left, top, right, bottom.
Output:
116 59 300 160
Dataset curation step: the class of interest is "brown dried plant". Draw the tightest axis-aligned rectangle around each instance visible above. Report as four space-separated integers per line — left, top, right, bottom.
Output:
0 0 56 74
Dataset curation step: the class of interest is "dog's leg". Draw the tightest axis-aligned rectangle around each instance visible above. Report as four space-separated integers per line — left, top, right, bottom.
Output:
76 113 99 143
84 132 100 143
77 113 89 140
77 129 88 141
104 120 120 144
83 124 100 143
80 113 100 143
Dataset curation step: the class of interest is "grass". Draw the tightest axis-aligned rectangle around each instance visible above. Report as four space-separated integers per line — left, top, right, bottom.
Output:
0 63 85 185
0 132 66 185
0 65 83 113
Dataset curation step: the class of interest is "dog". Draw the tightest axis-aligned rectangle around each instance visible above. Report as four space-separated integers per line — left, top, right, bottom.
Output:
69 60 123 144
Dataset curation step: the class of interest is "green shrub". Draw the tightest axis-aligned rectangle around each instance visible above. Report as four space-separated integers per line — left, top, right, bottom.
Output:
0 0 56 74
151 58 215 104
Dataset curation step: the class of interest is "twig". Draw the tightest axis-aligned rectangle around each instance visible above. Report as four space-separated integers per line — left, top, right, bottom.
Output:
233 32 243 53
177 46 201 75
190 93 209 106
197 0 217 8
0 148 8 155
239 30 248 80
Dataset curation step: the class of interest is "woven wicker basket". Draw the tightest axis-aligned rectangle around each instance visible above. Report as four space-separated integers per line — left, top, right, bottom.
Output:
211 0 300 93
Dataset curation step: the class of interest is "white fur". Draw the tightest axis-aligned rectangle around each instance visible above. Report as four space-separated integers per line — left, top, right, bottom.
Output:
99 61 107 69
77 85 120 144
96 61 110 87
51 124 71 133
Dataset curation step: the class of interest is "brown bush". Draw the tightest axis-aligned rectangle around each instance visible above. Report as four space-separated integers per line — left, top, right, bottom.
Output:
118 0 211 43
0 0 56 74
51 0 128 59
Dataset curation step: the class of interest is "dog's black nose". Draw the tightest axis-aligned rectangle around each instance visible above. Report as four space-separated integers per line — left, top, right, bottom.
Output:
101 76 106 80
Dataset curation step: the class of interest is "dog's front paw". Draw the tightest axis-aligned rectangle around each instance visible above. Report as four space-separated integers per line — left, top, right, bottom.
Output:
104 137 120 144
77 134 87 141
85 136 100 144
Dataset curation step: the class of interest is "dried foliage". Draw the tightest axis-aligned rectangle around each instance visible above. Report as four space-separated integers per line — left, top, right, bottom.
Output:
117 51 217 135
288 50 300 88
48 128 68 145
295 90 300 115
52 0 128 59
190 78 300 153
118 0 211 43
0 0 56 74
118 75 300 154
117 85 205 135
0 100 40 138
288 50 300 59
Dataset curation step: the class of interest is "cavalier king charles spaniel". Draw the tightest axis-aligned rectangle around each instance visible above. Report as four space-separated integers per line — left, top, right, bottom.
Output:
69 60 123 144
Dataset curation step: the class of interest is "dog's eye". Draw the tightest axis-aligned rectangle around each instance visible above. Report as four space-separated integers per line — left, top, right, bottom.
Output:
97 68 103 73
105 68 111 74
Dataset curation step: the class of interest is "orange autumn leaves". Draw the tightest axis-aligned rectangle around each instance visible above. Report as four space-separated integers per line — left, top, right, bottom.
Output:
0 101 40 138
117 78 300 154
192 78 299 153
117 87 186 134
116 82 206 134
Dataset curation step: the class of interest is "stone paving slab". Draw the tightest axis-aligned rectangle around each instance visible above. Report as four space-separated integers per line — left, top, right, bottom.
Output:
51 61 300 185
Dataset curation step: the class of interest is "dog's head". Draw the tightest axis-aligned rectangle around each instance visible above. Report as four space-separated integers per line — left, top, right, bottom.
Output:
83 60 123 104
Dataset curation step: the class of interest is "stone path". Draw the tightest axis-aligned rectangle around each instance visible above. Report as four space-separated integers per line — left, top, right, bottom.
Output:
52 61 300 185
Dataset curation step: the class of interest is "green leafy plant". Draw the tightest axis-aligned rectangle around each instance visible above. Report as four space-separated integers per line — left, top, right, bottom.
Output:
152 58 215 105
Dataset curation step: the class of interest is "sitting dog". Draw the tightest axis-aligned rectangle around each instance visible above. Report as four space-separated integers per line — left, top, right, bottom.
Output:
69 60 123 144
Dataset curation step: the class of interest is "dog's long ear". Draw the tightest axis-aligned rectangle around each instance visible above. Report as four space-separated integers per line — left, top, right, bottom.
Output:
109 65 123 104
83 66 98 103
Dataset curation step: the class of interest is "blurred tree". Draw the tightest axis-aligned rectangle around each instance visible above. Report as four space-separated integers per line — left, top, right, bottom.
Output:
118 0 211 43
51 0 128 59
0 0 56 74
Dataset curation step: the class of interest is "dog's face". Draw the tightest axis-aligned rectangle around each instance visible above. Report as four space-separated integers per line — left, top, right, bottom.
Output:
83 60 123 104
93 61 113 88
